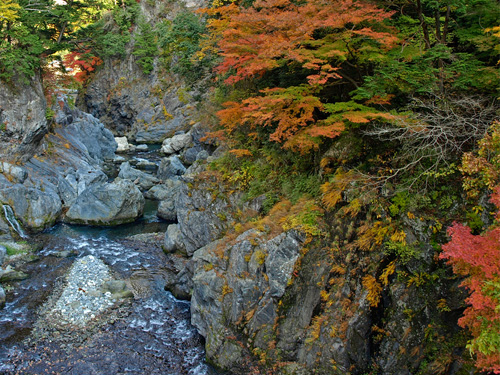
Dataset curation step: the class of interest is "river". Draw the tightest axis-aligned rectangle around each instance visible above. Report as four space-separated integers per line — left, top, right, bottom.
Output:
0 146 219 375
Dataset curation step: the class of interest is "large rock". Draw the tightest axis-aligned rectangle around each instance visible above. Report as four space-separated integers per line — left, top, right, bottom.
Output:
163 224 186 254
65 179 144 226
156 180 181 221
0 185 62 231
0 73 48 160
144 181 179 200
115 136 134 153
54 100 117 163
157 156 186 181
175 180 241 256
118 162 159 191
190 230 305 371
161 132 192 154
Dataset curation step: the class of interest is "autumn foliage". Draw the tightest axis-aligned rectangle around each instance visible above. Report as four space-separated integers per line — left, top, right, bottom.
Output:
206 0 397 153
64 49 103 84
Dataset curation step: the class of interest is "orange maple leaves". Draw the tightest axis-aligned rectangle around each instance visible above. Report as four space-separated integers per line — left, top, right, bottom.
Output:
64 49 103 84
207 0 398 153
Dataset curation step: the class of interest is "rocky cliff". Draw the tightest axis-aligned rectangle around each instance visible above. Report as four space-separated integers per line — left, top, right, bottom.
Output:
0 73 48 162
161 170 468 375
0 83 145 234
78 0 204 144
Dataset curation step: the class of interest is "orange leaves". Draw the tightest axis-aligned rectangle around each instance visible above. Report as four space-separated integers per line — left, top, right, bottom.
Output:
210 0 396 84
63 49 103 84
207 0 398 154
217 85 330 153
362 275 382 307
228 148 253 157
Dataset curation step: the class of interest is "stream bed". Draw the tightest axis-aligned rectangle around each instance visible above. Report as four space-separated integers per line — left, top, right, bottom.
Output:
0 146 219 375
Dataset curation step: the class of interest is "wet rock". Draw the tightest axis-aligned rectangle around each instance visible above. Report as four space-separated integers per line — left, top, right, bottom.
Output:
102 280 133 299
65 179 144 226
0 185 62 231
161 132 192 155
134 158 157 172
135 144 148 151
115 136 134 153
0 265 29 282
144 180 181 201
163 224 185 254
113 155 126 163
157 155 186 181
118 161 159 191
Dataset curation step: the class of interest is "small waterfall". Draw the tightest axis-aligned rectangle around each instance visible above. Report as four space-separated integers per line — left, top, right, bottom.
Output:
2 205 28 239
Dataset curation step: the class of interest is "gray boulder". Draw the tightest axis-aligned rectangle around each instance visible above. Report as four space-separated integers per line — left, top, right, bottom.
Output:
0 265 29 282
118 162 159 191
0 185 62 231
115 136 134 153
55 99 117 162
157 199 177 221
161 132 192 154
190 230 305 370
163 224 186 254
0 73 48 160
144 182 177 200
157 156 186 181
65 179 144 226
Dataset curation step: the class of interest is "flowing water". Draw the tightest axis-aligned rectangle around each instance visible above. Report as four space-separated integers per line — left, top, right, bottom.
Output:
2 205 27 239
0 146 220 375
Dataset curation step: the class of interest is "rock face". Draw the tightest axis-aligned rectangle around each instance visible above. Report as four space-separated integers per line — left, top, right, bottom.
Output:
0 74 48 160
0 96 139 232
79 51 197 143
0 185 62 231
118 162 159 191
167 174 466 375
65 179 144 226
175 178 241 256
191 230 304 370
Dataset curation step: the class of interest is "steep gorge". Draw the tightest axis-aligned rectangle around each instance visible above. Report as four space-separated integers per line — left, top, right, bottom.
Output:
0 0 497 374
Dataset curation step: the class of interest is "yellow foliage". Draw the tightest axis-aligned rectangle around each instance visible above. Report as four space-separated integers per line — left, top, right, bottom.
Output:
379 260 396 286
0 0 20 22
305 315 327 344
362 275 382 307
356 221 392 251
321 168 360 209
390 230 406 244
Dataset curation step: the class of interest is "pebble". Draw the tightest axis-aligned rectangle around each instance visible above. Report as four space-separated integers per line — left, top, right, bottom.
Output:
52 255 116 327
